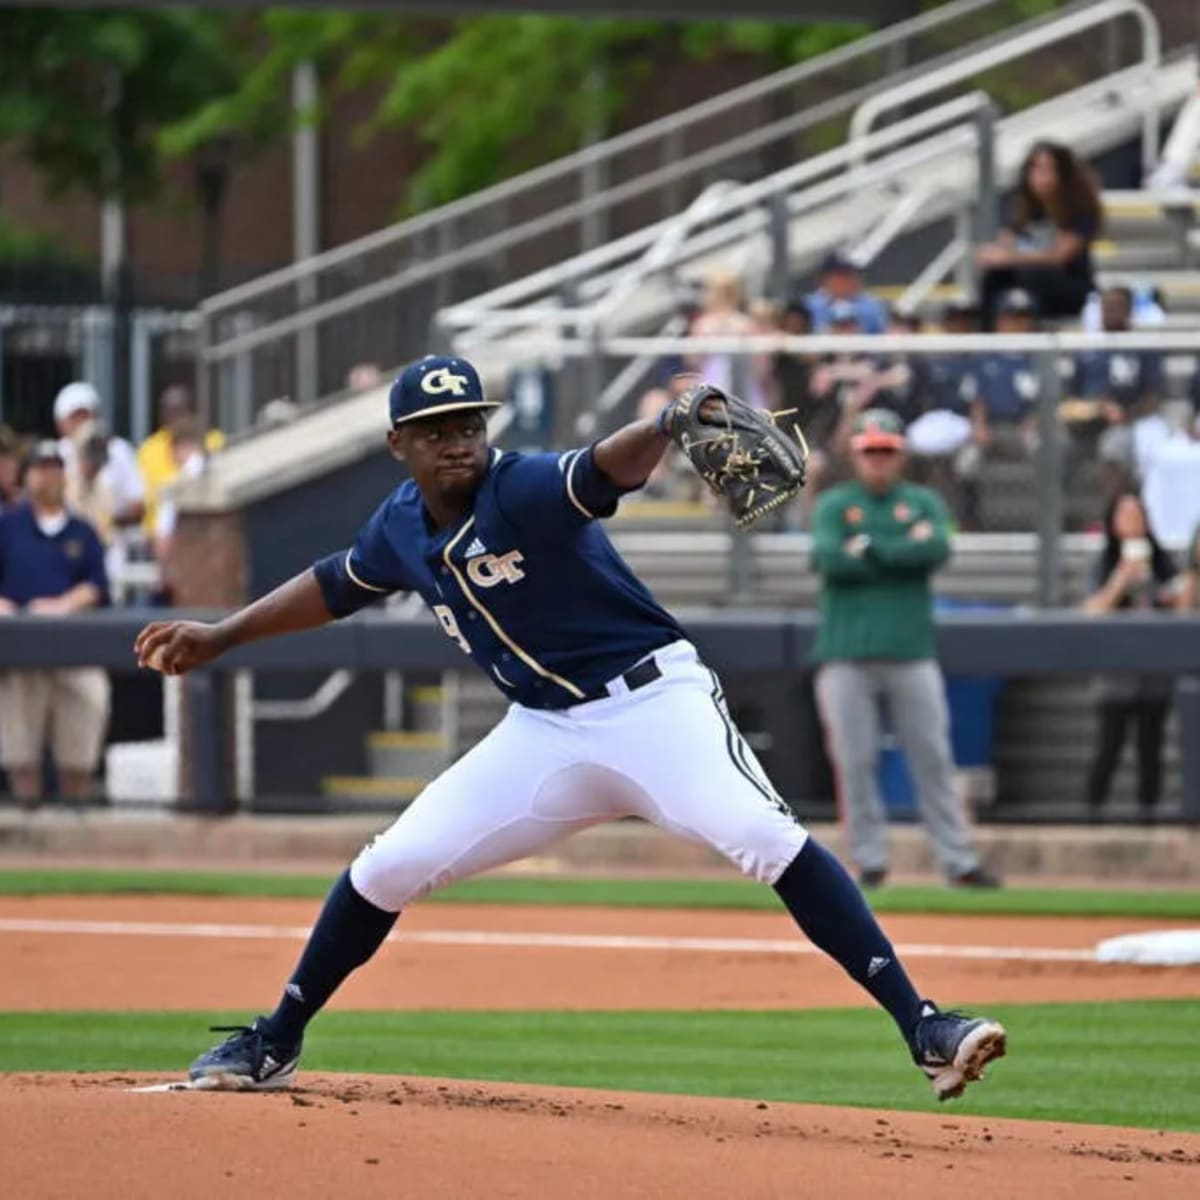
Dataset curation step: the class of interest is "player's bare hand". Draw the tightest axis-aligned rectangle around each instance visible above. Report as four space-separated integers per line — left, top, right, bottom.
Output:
134 620 226 675
909 520 934 542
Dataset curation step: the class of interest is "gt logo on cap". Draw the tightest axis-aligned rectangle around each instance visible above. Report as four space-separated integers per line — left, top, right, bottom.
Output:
421 368 470 397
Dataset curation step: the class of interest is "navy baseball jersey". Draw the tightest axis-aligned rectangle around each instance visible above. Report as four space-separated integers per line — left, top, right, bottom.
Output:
966 354 1040 424
1071 349 1163 411
313 446 684 709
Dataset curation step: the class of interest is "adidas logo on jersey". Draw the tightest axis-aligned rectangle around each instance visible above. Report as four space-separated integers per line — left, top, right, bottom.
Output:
464 536 488 558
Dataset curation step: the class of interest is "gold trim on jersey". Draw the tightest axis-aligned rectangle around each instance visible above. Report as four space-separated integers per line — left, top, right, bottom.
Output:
442 517 585 700
344 550 390 593
563 449 596 520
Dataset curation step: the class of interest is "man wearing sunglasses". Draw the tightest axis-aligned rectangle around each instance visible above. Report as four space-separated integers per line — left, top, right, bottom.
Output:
811 408 998 890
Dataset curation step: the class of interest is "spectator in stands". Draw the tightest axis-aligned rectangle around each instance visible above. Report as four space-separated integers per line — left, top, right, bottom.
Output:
55 382 145 528
906 302 978 518
689 270 756 397
137 385 223 538
811 408 997 888
957 289 1043 529
0 441 110 810
1065 286 1167 498
976 141 1102 329
847 307 927 429
1082 491 1178 823
771 298 817 418
637 374 703 503
0 426 23 510
346 362 383 393
805 302 876 495
1178 520 1200 611
742 298 782 411
1142 411 1200 549
804 251 887 334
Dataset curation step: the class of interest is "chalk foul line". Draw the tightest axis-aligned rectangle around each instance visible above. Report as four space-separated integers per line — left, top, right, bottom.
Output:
0 916 1101 963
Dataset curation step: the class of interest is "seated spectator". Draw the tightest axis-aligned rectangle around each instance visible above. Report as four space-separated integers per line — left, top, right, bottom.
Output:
346 362 383 393
771 298 817 417
746 299 782 411
137 385 224 538
0 426 23 510
1064 286 1168 498
957 289 1043 529
805 302 877 495
1142 416 1200 547
0 442 110 810
65 421 121 575
54 382 145 531
803 251 888 335
906 302 979 518
976 141 1102 329
1082 491 1178 823
846 307 926 430
688 270 756 397
636 374 704 503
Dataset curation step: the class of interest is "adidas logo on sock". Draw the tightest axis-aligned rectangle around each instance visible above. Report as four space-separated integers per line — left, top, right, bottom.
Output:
867 955 891 979
464 537 487 558
286 982 305 1002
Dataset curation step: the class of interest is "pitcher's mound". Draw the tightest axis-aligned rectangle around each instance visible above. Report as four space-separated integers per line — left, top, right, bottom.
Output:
1 1072 1198 1200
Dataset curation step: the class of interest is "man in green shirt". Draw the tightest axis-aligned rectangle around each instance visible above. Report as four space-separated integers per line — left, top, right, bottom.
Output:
811 409 998 889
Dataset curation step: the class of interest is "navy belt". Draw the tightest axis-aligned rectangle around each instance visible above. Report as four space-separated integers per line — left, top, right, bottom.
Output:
582 655 663 703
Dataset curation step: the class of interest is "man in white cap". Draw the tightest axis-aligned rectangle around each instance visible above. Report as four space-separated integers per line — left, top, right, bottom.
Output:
53 382 146 584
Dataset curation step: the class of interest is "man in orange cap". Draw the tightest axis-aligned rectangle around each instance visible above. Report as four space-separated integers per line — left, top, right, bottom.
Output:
811 409 998 889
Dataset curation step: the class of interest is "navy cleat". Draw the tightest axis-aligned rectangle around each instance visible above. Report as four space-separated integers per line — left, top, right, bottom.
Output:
911 1001 1007 1101
189 1018 301 1091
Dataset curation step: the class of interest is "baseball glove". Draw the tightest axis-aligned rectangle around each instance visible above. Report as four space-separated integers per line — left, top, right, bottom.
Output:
662 382 809 528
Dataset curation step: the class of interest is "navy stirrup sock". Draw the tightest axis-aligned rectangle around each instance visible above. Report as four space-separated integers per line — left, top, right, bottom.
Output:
773 838 924 1042
264 870 398 1045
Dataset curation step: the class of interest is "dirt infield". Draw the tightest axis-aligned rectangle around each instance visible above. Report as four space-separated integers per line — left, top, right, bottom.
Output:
0 895 1197 1010
2 1072 1198 1200
2 894 1199 1197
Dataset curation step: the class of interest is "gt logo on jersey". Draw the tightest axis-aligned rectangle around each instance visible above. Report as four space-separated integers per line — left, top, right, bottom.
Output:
421 368 469 397
467 550 526 589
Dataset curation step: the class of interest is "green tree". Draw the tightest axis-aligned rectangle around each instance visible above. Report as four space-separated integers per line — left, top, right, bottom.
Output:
167 13 867 213
0 8 252 205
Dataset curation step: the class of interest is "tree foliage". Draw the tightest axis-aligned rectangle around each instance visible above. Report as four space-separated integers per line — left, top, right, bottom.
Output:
0 8 251 204
0 9 872 218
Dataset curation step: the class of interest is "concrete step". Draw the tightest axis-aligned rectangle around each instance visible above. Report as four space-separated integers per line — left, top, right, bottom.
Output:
321 775 425 808
408 684 445 734
366 731 450 778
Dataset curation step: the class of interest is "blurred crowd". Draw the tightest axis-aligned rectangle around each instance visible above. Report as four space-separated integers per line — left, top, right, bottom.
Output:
0 380 223 606
640 141 1200 537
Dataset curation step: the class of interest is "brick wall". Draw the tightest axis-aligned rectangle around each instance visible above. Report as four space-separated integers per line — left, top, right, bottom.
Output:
168 510 246 607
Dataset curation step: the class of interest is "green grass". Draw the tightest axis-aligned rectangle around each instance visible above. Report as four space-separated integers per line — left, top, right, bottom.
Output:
0 867 1198 918
1 1002 1198 1130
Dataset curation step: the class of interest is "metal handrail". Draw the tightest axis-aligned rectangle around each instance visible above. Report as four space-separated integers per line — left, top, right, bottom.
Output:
465 330 1200 356
439 95 992 333
849 0 1161 175
197 0 1007 314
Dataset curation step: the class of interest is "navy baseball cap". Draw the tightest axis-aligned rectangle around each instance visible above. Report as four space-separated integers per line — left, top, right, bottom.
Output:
820 250 860 275
388 356 499 427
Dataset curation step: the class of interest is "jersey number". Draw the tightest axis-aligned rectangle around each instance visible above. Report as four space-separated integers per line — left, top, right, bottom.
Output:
433 604 471 655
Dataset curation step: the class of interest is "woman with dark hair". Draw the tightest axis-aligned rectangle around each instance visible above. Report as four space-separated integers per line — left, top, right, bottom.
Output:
977 141 1103 329
1082 491 1177 822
